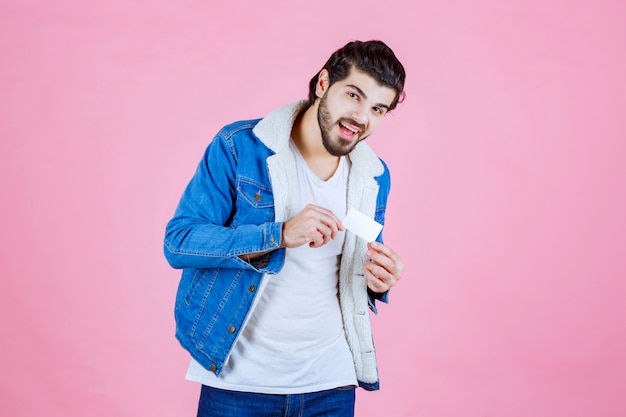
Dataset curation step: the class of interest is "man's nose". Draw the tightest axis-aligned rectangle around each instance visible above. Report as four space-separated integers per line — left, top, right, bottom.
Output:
351 105 368 125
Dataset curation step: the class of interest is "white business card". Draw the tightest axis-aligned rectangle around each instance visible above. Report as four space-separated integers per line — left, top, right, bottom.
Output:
343 208 383 242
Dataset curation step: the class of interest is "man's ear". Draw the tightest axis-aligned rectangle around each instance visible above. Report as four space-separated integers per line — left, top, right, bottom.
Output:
315 69 330 98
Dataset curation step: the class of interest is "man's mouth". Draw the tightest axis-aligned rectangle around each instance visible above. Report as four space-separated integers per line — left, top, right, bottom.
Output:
338 120 363 140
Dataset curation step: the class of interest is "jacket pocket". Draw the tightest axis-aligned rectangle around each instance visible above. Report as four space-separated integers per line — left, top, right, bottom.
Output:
184 268 219 307
234 176 275 225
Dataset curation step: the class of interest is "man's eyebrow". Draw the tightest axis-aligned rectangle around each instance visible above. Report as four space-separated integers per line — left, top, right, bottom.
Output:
347 84 390 110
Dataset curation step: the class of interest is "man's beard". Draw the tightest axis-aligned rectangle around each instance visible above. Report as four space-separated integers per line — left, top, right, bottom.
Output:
317 94 366 156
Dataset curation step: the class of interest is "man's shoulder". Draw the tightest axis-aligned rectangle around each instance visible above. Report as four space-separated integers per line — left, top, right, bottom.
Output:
217 118 263 140
210 101 307 154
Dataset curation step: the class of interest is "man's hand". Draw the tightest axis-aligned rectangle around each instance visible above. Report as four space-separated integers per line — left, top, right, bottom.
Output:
282 204 343 248
364 241 404 293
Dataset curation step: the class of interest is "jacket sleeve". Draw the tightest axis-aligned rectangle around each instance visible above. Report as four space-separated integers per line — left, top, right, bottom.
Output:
368 158 392 313
163 133 285 273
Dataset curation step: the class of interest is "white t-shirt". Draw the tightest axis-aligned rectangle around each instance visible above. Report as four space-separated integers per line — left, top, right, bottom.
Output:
186 140 357 394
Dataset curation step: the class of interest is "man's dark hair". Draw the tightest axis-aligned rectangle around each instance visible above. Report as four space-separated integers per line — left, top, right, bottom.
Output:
307 40 406 110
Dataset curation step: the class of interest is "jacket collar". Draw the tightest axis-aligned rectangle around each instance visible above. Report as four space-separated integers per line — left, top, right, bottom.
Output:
253 100 385 178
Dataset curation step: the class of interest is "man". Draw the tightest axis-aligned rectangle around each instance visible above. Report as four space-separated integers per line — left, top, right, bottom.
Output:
164 40 406 417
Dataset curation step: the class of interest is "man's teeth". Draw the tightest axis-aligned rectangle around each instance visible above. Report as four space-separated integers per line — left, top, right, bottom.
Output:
340 123 357 133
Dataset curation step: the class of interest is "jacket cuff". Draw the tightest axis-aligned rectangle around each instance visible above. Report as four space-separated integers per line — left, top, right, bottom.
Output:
367 288 389 315
232 222 285 273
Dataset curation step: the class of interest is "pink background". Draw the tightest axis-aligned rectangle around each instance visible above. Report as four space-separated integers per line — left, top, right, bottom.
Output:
1 0 625 416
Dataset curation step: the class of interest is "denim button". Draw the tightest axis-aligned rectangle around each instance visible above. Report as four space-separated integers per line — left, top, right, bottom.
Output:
209 364 217 372
228 325 236 333
248 285 255 292
270 235 275 245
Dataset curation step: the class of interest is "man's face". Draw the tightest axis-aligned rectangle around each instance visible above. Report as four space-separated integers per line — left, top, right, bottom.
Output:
317 69 397 156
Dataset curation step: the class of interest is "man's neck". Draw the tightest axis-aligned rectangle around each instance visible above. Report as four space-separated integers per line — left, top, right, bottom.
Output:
291 103 341 181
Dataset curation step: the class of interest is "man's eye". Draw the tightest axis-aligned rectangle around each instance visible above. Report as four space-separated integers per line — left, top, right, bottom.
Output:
349 92 358 99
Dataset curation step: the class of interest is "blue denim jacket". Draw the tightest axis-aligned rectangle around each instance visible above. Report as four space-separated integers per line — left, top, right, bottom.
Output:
164 101 391 390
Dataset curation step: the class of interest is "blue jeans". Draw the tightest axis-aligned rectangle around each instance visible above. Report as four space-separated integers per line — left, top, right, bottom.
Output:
196 385 356 417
